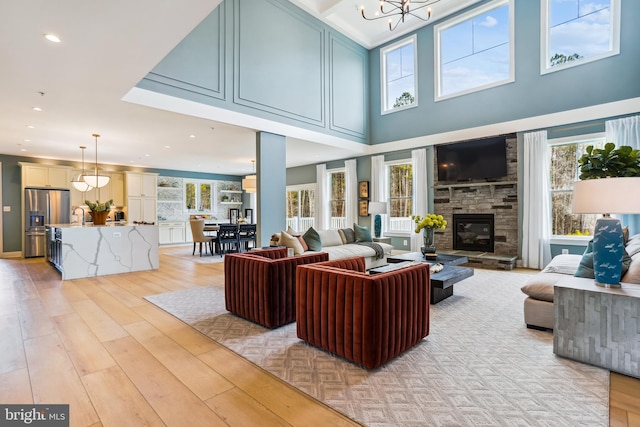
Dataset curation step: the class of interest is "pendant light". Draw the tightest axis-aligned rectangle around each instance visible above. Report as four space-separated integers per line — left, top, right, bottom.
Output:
83 133 110 188
71 145 93 192
242 160 256 193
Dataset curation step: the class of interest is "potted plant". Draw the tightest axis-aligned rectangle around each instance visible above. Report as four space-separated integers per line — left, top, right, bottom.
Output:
577 143 640 179
85 199 114 225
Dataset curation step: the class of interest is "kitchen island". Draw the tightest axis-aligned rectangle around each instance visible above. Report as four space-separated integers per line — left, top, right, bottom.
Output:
46 222 159 280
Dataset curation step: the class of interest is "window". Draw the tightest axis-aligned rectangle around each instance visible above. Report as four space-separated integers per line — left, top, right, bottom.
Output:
550 136 604 236
184 180 212 212
435 0 513 100
381 35 417 114
329 170 346 229
286 185 315 232
541 0 620 73
387 161 413 233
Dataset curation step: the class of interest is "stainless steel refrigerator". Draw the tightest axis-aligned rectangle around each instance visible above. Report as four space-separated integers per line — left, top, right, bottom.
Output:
24 188 71 258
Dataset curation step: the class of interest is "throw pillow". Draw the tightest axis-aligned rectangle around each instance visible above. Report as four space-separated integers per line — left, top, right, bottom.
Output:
297 235 308 252
278 230 305 255
287 226 301 237
520 283 554 302
341 228 356 244
575 240 632 279
337 229 348 245
302 227 322 251
353 223 373 243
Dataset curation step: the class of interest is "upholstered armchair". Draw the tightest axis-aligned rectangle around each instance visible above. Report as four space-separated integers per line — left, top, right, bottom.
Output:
296 257 430 369
224 247 329 328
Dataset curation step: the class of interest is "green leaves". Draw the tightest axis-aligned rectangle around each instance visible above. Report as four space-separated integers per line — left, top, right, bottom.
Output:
577 143 640 180
84 199 114 212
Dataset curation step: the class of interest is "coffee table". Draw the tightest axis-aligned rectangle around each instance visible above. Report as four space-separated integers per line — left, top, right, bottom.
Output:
372 252 474 304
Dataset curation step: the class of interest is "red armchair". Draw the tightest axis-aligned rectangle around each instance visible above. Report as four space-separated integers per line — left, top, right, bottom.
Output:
224 247 329 328
296 257 430 369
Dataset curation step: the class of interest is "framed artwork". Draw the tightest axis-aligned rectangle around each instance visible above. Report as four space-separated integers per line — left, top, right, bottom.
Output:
244 208 253 224
358 181 369 198
359 200 369 217
229 208 240 224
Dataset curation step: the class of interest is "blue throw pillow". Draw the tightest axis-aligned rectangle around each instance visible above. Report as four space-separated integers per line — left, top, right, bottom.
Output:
353 223 373 243
302 227 322 251
575 239 632 279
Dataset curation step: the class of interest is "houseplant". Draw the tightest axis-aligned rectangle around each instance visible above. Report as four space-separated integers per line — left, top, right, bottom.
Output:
577 143 640 179
85 199 114 225
412 213 447 257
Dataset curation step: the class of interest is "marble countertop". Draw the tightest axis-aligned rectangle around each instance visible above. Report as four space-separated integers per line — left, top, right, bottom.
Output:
46 222 154 228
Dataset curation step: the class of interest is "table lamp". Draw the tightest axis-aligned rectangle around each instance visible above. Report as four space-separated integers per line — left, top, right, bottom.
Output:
368 202 388 238
572 177 640 287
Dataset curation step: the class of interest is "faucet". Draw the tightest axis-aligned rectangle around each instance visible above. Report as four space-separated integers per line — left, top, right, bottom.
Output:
72 206 85 225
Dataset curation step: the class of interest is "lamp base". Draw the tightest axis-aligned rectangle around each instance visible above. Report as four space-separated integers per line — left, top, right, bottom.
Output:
595 281 622 289
592 217 624 287
374 214 382 238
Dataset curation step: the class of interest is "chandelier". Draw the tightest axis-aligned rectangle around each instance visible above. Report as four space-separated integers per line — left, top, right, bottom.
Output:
83 133 110 188
71 145 93 192
361 0 440 31
242 160 256 193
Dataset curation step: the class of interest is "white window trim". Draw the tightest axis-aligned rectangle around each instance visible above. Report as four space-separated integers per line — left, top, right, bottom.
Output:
540 0 620 75
434 0 514 102
385 158 413 235
381 34 418 115
184 178 213 213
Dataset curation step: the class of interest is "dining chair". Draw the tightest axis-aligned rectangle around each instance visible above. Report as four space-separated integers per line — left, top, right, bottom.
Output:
238 223 257 252
217 223 240 256
189 219 214 256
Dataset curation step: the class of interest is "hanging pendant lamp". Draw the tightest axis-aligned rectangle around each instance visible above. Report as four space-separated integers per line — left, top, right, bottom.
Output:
83 133 110 188
71 145 93 192
242 160 256 193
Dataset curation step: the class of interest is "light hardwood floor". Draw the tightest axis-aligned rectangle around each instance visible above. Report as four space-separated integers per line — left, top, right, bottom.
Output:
0 248 638 426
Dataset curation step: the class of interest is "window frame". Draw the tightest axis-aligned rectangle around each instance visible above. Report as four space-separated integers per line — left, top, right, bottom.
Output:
285 183 316 232
540 0 621 75
385 159 414 235
380 34 418 115
184 178 213 213
327 168 346 230
434 0 514 101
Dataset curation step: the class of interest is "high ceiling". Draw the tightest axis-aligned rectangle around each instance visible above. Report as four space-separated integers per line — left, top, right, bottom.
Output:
0 0 479 176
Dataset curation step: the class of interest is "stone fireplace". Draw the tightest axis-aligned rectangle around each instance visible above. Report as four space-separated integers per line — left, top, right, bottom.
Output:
453 213 495 252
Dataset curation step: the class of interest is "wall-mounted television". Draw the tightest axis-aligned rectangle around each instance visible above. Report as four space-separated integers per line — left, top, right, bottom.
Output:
436 136 508 183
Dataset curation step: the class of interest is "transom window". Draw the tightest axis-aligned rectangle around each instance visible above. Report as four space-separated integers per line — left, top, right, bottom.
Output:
286 184 315 232
435 0 513 100
549 136 604 236
387 161 413 233
381 35 417 114
541 0 620 73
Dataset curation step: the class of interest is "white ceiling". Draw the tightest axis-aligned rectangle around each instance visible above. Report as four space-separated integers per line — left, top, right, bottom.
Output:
0 0 479 177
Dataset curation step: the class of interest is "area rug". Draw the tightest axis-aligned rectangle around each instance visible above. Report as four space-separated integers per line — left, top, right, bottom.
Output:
163 249 225 264
145 269 609 426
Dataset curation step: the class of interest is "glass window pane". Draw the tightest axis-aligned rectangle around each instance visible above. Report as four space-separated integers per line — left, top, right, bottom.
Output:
552 192 598 235
286 191 298 218
382 36 416 112
185 183 196 210
200 183 211 211
550 144 577 190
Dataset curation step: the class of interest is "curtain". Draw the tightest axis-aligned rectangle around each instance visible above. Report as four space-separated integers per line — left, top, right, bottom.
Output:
371 155 387 234
522 131 552 269
411 148 428 252
316 164 329 230
606 115 640 235
345 159 358 228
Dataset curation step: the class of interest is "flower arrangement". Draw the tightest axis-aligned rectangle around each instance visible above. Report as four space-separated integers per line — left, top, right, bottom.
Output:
411 213 447 233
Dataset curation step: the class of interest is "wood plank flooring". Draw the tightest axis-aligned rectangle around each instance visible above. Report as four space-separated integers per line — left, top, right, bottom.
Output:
0 248 638 426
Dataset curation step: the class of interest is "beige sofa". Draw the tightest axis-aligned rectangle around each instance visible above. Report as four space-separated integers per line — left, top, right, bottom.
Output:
521 233 640 330
273 228 393 270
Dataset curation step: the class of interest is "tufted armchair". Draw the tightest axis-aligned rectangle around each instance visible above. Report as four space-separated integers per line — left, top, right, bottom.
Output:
296 257 430 369
224 247 329 328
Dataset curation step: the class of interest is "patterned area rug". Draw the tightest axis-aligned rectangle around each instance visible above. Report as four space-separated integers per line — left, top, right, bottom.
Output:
145 269 608 426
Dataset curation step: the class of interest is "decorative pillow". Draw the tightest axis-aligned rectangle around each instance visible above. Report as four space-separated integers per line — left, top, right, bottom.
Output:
297 235 308 252
575 240 632 279
623 226 629 245
318 230 343 247
337 229 348 245
541 254 582 275
302 227 322 251
353 223 373 243
278 230 305 255
341 228 356 244
520 283 554 302
622 254 640 284
287 226 301 237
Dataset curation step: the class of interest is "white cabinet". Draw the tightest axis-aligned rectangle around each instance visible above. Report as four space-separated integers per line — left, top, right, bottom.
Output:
159 222 186 245
125 172 157 223
70 171 125 208
20 163 71 188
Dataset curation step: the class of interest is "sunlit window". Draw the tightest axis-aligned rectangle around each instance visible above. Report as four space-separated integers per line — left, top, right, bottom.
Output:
286 185 315 232
387 162 413 233
381 35 417 114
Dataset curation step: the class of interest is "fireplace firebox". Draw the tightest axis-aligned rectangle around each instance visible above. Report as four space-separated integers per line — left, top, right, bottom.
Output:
453 214 495 252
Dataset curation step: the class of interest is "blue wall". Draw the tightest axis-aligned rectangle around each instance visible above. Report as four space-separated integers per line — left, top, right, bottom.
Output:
138 0 368 145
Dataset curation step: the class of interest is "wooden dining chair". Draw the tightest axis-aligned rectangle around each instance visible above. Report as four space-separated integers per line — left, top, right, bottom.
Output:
189 219 214 256
216 223 240 256
238 223 257 252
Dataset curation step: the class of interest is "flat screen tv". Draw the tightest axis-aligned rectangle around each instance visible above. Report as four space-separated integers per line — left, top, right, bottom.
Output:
436 136 508 182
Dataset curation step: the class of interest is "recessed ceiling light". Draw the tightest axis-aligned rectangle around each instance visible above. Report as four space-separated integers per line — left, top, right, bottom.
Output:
20 148 27 152
26 125 35 129
145 154 151 157
189 134 196 138
164 145 170 149
24 139 31 142
44 34 61 43
129 160 135 163
32 107 43 112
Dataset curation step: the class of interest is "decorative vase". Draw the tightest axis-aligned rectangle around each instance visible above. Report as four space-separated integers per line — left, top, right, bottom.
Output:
89 211 109 225
420 227 436 256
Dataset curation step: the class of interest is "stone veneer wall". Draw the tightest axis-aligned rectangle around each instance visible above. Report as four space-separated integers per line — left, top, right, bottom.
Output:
433 137 519 257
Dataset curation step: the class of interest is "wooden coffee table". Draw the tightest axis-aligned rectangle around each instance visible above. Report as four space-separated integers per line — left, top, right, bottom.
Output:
371 252 474 304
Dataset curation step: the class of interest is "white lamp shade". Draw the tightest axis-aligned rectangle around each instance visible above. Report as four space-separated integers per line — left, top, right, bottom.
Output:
572 177 640 214
71 174 92 192
83 174 110 188
242 175 256 193
368 201 388 215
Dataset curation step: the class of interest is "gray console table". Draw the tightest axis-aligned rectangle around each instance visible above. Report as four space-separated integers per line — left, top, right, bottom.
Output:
554 277 640 379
